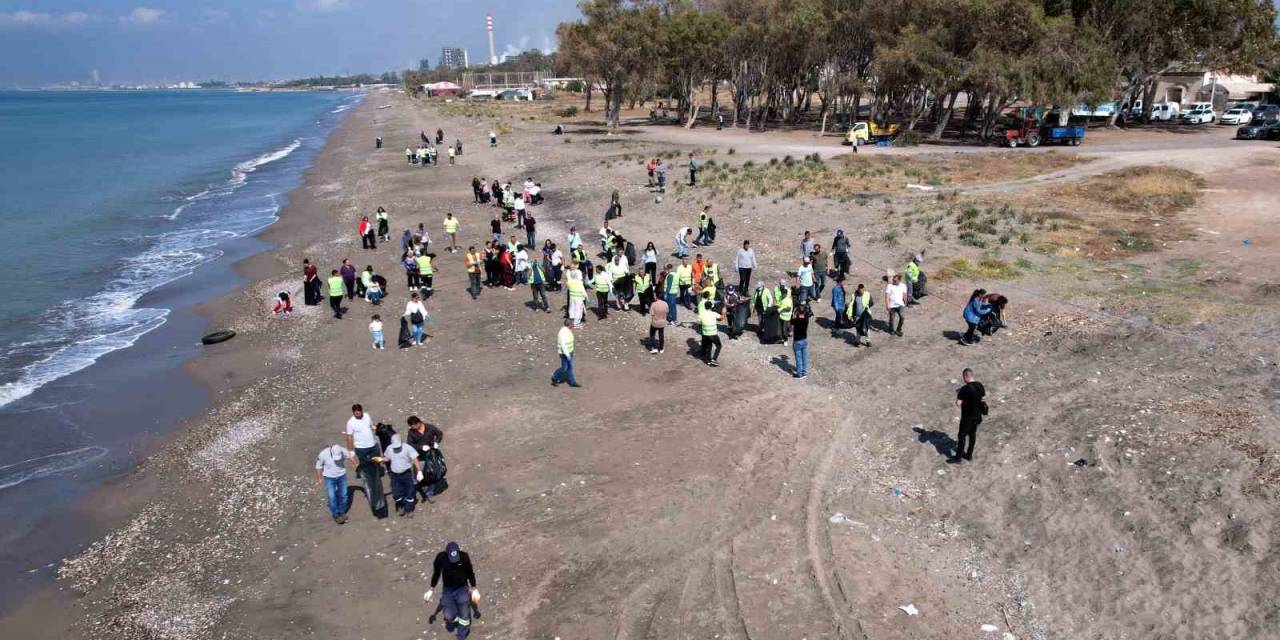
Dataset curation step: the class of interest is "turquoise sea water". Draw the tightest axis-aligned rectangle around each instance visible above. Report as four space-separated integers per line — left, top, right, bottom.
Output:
0 89 355 411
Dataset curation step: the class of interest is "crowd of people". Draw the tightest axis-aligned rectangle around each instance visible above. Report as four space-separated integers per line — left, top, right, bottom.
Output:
296 121 1009 638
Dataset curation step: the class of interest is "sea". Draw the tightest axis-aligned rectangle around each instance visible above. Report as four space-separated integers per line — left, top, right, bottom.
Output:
0 89 357 608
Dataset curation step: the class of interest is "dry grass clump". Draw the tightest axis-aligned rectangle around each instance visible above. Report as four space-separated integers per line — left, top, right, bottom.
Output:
933 256 1021 280
1071 166 1203 214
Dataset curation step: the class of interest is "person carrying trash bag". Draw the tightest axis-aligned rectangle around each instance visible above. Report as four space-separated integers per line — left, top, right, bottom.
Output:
425 541 481 639
382 434 420 517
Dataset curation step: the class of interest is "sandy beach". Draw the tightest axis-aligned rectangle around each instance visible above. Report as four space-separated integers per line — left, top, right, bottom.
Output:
5 88 1279 640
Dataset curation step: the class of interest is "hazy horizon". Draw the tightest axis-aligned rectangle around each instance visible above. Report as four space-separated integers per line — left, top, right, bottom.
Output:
0 1 581 86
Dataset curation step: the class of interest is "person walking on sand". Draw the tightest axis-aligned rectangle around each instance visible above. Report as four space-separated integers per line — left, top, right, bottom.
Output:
315 443 355 524
656 159 667 193
811 244 828 300
465 246 483 300
416 252 434 296
830 277 847 333
340 259 358 300
327 269 346 318
524 210 537 250
344 403 377 468
376 207 390 242
905 255 923 304
443 213 459 253
648 292 669 353
490 214 502 244
369 314 384 350
885 274 907 337
735 240 757 291
850 283 873 346
359 216 373 250
661 263 680 325
403 251 419 291
687 152 700 186
303 258 321 306
797 257 816 304
832 229 851 276
566 268 587 328
675 226 692 259
697 292 725 366
528 259 550 312
675 257 694 309
404 292 429 346
948 368 987 463
383 433 420 517
694 206 713 246
801 230 816 260
551 319 580 387
791 304 810 378
447 145 456 165
591 264 612 319
424 542 481 640
489 130 497 147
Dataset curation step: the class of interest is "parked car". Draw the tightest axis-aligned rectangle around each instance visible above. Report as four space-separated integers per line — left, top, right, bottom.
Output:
1180 103 1216 124
1250 104 1280 122
1235 119 1280 140
1220 108 1253 125
1149 102 1181 121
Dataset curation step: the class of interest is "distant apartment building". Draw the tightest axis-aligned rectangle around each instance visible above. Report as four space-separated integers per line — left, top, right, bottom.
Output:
439 47 468 70
418 58 431 71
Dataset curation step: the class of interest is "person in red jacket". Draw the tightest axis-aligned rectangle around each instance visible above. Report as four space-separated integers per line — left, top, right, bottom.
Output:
359 216 376 250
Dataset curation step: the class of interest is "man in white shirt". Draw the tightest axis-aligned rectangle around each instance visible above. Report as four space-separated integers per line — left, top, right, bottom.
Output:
514 246 530 284
797 258 815 303
344 403 378 462
735 240 757 291
513 196 527 229
885 275 907 337
675 227 692 258
315 444 355 523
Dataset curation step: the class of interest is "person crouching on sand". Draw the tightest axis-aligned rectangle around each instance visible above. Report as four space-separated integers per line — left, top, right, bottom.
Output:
272 291 293 315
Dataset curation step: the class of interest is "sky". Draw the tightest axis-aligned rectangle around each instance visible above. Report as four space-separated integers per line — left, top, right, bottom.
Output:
0 0 583 86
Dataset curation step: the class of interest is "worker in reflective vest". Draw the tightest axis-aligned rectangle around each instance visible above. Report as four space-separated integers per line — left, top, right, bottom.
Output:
566 270 587 327
592 265 612 319
416 254 434 293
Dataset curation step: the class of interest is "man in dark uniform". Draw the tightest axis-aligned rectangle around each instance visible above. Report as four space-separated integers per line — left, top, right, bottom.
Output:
949 368 987 463
424 541 479 639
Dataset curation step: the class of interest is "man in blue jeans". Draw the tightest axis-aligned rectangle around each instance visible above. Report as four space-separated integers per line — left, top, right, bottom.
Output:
314 444 355 524
551 319 581 387
661 264 679 324
791 305 811 378
425 541 480 639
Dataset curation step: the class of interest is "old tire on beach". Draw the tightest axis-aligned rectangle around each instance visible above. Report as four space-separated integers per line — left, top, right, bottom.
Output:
200 330 236 345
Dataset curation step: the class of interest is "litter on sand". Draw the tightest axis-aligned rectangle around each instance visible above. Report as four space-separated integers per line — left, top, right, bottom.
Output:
980 624 1000 632
906 184 936 191
898 603 920 616
829 513 848 524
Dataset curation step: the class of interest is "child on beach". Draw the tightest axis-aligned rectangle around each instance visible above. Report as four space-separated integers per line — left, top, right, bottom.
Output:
272 291 293 315
369 315 384 350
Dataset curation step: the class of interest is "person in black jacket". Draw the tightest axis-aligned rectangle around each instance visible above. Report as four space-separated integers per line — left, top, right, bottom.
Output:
424 541 479 639
949 368 987 463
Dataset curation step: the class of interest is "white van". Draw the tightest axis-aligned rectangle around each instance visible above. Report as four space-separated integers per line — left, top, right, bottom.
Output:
1149 102 1181 121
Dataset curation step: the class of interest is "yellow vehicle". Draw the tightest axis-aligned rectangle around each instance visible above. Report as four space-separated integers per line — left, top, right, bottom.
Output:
844 121 900 145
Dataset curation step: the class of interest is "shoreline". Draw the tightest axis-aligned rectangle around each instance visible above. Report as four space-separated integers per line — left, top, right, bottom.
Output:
0 91 367 628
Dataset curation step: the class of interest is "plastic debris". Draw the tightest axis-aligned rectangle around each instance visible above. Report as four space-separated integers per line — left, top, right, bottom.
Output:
980 624 1000 632
898 604 919 616
829 513 848 524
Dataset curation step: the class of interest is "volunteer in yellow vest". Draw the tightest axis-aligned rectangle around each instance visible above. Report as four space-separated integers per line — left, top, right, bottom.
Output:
443 213 459 253
776 279 794 341
662 263 680 324
327 269 346 319
675 258 694 308
634 270 653 314
566 268 587 327
592 265 612 319
905 256 922 302
551 319 580 387
464 246 483 300
846 283 873 346
416 253 434 293
608 256 629 310
697 293 725 366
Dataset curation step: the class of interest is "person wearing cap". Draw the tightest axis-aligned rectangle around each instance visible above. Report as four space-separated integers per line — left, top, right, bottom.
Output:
382 434 421 517
796 257 815 304
314 444 355 524
425 542 480 639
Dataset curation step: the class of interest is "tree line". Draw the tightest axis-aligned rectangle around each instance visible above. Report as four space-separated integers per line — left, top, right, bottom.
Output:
554 0 1279 139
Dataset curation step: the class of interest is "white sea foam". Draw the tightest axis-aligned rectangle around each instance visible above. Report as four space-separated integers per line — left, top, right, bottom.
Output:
0 138 305 409
0 446 110 491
